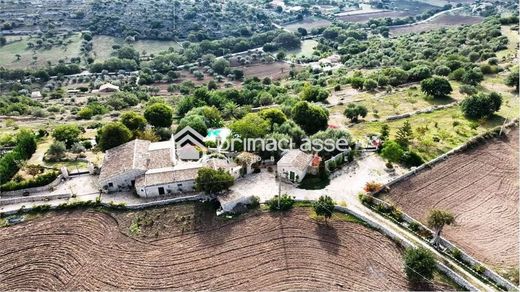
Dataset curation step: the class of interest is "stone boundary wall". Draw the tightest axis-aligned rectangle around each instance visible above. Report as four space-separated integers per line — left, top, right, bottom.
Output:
366 196 517 291
334 205 478 291
386 102 459 121
1 175 64 197
0 193 70 206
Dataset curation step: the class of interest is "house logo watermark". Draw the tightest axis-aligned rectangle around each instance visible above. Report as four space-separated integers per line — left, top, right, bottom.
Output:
173 126 205 148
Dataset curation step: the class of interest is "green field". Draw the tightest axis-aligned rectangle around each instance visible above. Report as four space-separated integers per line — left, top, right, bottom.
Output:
0 33 83 69
348 91 519 161
282 17 332 33
284 39 317 58
92 36 182 61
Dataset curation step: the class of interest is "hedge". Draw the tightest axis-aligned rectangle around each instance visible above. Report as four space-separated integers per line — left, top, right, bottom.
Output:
0 171 59 192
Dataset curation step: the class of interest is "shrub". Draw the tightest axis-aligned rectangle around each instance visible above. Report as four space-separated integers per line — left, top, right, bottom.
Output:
408 221 420 232
400 151 424 168
1 171 59 191
451 248 463 261
266 194 295 211
358 193 374 205
404 247 436 284
460 92 502 119
248 196 260 209
473 264 485 274
364 181 383 193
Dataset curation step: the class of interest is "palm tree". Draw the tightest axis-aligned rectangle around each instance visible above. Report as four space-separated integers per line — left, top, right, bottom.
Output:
426 209 455 247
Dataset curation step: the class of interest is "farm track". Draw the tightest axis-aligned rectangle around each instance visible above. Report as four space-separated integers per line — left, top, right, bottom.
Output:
384 129 519 269
0 208 451 290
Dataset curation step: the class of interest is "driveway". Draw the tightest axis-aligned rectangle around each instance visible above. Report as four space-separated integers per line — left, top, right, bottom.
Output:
229 153 406 205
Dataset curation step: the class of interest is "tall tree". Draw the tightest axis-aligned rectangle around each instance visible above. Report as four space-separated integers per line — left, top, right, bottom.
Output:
144 103 173 128
97 122 133 151
313 195 335 223
404 247 436 285
195 167 234 195
395 121 413 149
292 101 329 135
420 76 452 98
426 209 455 247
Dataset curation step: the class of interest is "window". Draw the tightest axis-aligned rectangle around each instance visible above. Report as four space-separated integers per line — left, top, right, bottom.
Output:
177 183 182 187
158 187 165 195
108 182 113 187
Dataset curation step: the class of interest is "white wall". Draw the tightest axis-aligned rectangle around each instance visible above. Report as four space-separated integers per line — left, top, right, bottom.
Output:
277 166 306 183
101 169 145 193
136 180 196 198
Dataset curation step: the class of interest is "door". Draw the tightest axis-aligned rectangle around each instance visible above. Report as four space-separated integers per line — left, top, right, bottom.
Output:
158 187 165 195
289 171 295 181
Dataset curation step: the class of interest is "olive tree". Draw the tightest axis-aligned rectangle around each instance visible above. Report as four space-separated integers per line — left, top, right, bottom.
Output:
426 209 455 247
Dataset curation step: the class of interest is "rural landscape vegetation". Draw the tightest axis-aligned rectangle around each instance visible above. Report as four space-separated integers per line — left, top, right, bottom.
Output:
0 0 518 290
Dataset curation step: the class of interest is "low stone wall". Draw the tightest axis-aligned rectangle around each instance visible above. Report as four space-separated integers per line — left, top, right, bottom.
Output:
0 193 70 206
122 194 208 210
1 175 64 197
334 205 478 291
364 196 517 291
386 102 459 121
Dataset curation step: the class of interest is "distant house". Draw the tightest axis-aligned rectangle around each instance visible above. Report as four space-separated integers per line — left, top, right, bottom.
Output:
98 83 120 93
31 91 42 99
277 150 313 183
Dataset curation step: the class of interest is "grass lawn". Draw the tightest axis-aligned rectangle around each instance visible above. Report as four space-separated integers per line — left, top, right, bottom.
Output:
284 39 317 58
496 25 519 61
330 81 466 121
282 17 332 32
348 90 518 161
92 36 181 61
0 33 82 69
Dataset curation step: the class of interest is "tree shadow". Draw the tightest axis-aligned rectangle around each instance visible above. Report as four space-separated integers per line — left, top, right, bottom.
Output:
479 114 507 129
407 280 436 291
314 221 339 255
193 200 234 246
425 95 456 106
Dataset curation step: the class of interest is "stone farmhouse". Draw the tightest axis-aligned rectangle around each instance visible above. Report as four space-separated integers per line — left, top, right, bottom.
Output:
276 149 314 183
99 136 240 198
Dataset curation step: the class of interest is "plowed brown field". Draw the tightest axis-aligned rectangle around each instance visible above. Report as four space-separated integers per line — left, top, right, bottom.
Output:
0 207 451 290
384 129 519 270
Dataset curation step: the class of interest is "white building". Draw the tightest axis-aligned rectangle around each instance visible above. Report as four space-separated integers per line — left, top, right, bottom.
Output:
98 83 120 93
99 136 241 197
276 150 313 183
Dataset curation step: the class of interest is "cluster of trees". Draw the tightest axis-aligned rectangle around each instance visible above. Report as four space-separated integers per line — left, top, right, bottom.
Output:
367 4 454 31
460 92 502 119
0 130 37 184
0 63 81 81
175 78 287 120
0 95 43 116
94 102 175 151
379 122 424 168
85 0 273 41
77 92 146 120
323 18 508 82
178 106 223 136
